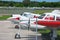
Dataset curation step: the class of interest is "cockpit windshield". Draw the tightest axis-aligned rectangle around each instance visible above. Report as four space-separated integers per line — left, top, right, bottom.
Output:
38 14 45 19
20 13 23 15
24 14 28 17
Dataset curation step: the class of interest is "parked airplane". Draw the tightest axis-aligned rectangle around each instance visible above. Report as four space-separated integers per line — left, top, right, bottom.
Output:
33 10 60 40
7 12 43 29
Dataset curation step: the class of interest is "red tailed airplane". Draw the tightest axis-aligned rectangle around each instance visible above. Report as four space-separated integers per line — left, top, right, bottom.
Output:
33 10 60 40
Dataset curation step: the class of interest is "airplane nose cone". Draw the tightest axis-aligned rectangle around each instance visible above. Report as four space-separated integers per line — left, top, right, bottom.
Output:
15 17 20 20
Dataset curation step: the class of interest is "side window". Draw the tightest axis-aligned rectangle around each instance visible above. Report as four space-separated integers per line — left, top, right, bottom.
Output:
56 16 60 21
45 15 54 20
38 14 46 19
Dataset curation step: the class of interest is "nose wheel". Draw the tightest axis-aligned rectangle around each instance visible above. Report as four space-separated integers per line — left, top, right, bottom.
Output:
15 25 19 29
15 33 21 39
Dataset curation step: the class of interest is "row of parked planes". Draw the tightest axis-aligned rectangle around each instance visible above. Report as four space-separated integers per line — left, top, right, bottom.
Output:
8 10 60 40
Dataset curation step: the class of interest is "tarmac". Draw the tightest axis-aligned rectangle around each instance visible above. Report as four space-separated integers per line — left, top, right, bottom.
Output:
0 21 42 40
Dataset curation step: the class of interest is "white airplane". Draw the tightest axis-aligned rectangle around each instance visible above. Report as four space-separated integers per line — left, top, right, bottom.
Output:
7 12 40 24
33 10 60 40
7 12 42 29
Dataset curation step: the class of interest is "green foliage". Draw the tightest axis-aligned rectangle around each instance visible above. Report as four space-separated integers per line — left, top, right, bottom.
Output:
38 29 50 33
57 30 60 35
33 10 53 14
38 29 60 40
0 1 60 7
0 15 11 20
23 0 30 7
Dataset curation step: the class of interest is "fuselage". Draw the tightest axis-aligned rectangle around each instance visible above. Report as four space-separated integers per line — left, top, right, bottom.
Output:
35 11 60 28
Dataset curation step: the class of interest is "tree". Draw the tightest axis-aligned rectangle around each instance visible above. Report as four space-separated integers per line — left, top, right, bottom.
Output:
8 1 14 7
23 0 30 7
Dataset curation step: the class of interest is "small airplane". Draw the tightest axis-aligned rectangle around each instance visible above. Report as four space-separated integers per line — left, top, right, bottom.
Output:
7 12 40 25
7 12 42 29
33 10 60 40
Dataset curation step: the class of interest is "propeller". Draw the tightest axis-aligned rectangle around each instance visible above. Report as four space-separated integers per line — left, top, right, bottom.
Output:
27 18 30 31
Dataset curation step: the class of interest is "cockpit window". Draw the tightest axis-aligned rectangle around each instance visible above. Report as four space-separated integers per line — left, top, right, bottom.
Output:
20 13 23 15
41 14 46 16
56 16 60 21
24 14 31 17
24 14 28 17
38 14 45 19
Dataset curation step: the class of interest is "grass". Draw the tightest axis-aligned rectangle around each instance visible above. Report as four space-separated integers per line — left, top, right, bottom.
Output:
38 29 50 33
38 29 60 40
57 30 60 35
38 29 60 35
0 15 11 20
33 9 53 14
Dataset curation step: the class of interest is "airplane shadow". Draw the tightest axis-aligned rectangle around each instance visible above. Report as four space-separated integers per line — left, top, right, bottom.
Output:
41 33 60 40
20 35 42 40
20 33 60 40
8 27 60 40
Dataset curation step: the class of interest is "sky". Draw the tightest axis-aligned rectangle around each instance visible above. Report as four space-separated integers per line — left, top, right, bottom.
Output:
1 0 60 2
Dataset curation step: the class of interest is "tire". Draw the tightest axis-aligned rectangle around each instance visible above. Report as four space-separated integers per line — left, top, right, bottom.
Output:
15 34 21 39
15 25 19 29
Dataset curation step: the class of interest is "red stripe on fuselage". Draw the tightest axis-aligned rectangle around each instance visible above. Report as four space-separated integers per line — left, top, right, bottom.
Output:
37 20 60 28
13 17 20 20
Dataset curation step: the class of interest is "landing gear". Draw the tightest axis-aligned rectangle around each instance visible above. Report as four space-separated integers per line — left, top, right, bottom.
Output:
15 33 21 39
50 28 57 40
15 25 19 29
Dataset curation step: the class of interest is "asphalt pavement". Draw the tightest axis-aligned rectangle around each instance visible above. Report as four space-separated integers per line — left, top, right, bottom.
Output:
0 21 42 40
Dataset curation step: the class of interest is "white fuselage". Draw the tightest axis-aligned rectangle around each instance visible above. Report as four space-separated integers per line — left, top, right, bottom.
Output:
8 12 45 29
